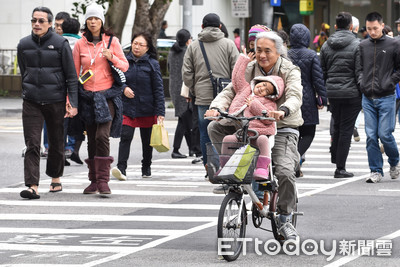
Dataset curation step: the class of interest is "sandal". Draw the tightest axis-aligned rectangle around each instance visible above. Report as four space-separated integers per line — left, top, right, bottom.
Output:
49 183 62 193
20 187 40 199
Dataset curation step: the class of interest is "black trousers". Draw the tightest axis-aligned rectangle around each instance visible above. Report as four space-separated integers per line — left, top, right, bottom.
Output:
173 109 192 152
117 125 153 172
191 102 201 157
298 124 316 157
329 97 362 170
23 100 65 186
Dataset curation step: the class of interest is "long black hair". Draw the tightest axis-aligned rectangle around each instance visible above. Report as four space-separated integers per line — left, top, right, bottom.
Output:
131 32 157 60
82 22 114 42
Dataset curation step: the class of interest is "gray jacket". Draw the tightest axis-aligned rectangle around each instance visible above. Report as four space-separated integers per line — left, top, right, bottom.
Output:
210 57 303 129
168 44 190 117
182 27 239 105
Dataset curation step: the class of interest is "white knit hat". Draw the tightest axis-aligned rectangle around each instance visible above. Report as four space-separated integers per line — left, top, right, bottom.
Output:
84 4 105 25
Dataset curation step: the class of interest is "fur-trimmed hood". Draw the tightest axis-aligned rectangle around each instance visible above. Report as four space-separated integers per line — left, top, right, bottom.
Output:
250 75 284 100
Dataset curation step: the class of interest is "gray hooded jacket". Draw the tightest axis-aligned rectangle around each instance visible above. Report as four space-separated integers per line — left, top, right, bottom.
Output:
182 27 239 105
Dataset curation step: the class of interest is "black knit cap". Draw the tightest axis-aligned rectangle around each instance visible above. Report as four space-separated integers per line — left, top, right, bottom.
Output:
203 13 220 28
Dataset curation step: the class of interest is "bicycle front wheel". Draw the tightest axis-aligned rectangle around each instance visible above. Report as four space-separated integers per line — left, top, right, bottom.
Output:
217 192 246 262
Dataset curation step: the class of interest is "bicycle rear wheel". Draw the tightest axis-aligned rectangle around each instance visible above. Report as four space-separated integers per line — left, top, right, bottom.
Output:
217 192 246 262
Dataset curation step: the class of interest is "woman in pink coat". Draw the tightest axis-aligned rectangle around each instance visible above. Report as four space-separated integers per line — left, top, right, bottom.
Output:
221 54 284 180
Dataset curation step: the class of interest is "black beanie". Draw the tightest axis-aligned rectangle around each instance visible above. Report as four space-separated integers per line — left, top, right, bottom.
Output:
203 13 220 28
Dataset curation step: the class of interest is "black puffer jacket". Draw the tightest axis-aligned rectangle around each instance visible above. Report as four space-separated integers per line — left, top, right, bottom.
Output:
17 28 78 107
320 29 361 99
359 34 400 98
288 24 326 125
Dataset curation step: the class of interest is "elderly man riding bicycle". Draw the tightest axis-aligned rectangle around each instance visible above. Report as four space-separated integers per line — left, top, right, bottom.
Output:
205 31 303 241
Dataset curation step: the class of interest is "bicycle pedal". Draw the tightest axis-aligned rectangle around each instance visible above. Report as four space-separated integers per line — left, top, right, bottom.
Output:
293 211 304 216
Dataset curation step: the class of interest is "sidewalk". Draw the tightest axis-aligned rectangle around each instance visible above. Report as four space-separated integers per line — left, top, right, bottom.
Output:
0 97 177 121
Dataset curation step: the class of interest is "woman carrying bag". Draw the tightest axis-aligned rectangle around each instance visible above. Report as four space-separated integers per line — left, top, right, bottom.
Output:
72 4 128 195
112 32 165 180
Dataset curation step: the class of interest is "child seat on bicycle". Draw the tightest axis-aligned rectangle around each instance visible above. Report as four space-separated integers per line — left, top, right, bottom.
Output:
221 54 284 180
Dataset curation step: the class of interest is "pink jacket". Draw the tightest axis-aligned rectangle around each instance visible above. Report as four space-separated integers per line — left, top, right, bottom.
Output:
229 54 284 136
73 34 129 92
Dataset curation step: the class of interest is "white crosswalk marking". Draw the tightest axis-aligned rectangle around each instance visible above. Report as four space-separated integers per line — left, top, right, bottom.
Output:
1 126 399 265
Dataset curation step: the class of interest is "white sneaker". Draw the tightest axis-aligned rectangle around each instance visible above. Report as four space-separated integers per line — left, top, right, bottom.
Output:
390 164 400 179
366 172 382 183
111 167 127 181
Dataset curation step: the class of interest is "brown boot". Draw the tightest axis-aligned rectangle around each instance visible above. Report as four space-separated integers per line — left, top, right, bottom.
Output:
95 156 113 195
83 159 97 194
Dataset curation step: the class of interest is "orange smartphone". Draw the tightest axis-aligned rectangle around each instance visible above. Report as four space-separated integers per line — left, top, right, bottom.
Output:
79 69 93 84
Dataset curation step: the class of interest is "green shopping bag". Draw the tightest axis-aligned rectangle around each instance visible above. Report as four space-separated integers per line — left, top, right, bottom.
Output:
150 122 170 152
234 145 256 180
218 144 256 181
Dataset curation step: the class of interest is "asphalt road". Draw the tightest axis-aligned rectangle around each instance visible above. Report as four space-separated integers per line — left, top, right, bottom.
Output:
0 111 399 266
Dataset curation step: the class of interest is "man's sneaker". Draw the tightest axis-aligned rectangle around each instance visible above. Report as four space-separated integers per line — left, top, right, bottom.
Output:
142 167 152 178
366 172 382 183
111 167 127 181
389 164 400 179
212 184 230 194
278 214 298 241
353 127 360 142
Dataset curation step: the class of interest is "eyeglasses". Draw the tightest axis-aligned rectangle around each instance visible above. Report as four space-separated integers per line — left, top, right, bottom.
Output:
132 42 147 48
31 18 48 24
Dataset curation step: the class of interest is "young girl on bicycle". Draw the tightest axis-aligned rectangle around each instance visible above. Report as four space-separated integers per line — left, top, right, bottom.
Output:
220 53 284 180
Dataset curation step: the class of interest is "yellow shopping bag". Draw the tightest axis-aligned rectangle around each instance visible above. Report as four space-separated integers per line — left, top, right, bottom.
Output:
218 144 256 181
150 122 170 152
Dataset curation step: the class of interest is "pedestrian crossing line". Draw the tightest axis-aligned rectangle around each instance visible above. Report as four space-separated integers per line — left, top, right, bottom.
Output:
0 227 183 236
0 243 151 254
125 171 207 178
0 183 332 195
0 200 221 210
301 161 368 165
379 189 400 192
40 178 217 187
309 142 367 148
305 148 367 154
298 167 370 173
299 154 368 159
0 188 218 197
128 163 206 169
299 175 339 180
298 173 370 198
0 214 217 222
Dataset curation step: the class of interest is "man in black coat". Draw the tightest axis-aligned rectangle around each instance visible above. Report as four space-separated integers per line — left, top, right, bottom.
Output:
358 12 400 183
320 12 361 178
17 6 78 199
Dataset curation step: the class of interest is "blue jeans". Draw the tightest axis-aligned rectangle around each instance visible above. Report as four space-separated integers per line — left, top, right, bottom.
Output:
197 105 211 165
362 94 399 175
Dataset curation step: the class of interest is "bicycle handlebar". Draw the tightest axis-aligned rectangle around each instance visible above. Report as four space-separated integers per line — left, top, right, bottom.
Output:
205 108 276 122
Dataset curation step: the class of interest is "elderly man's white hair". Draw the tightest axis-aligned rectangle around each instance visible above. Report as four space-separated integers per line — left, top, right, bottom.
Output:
255 31 287 58
352 16 359 32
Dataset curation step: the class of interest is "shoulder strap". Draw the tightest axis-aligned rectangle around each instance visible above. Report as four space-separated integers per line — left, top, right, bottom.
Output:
199 41 217 96
107 35 113 49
